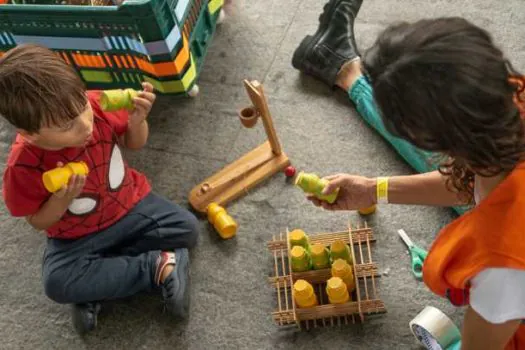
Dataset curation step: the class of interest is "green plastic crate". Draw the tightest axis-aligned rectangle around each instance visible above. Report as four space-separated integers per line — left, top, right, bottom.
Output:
0 0 224 95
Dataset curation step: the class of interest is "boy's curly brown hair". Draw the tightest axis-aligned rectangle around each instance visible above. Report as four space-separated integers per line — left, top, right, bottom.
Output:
0 44 87 133
362 17 525 203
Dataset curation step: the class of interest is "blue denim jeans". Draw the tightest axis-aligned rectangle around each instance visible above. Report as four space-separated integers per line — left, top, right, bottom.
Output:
42 192 199 304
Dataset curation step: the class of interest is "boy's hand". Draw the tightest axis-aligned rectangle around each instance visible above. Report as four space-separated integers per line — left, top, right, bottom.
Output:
129 82 156 128
307 173 377 211
53 162 86 200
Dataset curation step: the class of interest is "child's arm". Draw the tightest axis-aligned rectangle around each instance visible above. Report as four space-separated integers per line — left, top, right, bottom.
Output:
26 174 86 231
122 119 149 150
308 170 468 211
382 171 467 206
121 83 156 150
461 306 520 350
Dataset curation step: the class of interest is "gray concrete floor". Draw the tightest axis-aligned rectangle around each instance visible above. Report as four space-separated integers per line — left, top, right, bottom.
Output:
1 0 524 349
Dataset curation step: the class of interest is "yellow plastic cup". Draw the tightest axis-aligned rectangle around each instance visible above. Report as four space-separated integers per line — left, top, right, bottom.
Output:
100 89 139 111
213 212 237 239
293 279 318 308
358 204 377 215
310 243 330 270
207 202 225 224
330 240 353 265
326 277 350 304
331 259 356 292
290 246 311 272
294 171 339 204
289 229 309 249
42 161 89 193
207 203 237 239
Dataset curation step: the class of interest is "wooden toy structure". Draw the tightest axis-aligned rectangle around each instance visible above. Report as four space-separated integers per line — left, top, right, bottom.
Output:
189 79 290 213
267 222 386 329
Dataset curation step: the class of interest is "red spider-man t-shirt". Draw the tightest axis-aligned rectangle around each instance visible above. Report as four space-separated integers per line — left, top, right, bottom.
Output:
2 91 151 239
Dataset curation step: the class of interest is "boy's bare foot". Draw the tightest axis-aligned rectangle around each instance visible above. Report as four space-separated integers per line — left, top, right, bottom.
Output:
335 58 363 91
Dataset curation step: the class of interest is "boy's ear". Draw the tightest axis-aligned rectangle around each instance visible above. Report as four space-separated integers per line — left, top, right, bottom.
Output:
17 129 38 142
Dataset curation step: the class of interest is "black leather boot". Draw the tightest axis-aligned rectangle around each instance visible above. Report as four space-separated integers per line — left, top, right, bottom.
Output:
292 0 363 87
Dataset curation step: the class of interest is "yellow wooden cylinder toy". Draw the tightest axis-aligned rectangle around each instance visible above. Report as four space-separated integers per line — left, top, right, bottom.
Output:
293 279 318 308
310 244 330 270
289 229 310 250
331 259 356 292
326 277 350 304
100 89 139 111
330 240 353 265
207 203 238 239
290 246 312 272
42 161 89 193
358 204 377 215
294 171 339 204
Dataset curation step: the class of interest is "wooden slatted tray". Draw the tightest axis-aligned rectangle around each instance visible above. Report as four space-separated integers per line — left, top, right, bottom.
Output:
267 222 386 329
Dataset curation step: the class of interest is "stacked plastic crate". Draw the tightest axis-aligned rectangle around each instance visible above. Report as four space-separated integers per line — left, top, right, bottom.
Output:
0 0 224 96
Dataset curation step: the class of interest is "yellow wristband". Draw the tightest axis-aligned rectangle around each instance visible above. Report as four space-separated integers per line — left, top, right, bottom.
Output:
376 177 389 204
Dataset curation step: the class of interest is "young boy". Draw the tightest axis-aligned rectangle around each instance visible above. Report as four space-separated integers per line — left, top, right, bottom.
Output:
0 44 199 334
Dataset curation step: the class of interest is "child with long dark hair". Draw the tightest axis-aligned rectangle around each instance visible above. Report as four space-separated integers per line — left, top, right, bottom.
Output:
292 1 525 349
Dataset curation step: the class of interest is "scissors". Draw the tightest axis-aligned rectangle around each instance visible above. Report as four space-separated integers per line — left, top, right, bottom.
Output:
397 229 428 280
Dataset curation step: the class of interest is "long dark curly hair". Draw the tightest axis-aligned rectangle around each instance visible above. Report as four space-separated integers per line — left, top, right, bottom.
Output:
362 17 525 203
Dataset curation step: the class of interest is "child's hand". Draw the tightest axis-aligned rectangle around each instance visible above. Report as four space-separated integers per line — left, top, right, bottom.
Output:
307 174 376 211
129 82 156 128
53 162 86 200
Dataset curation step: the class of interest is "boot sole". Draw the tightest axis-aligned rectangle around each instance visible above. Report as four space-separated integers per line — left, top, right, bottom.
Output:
291 0 340 70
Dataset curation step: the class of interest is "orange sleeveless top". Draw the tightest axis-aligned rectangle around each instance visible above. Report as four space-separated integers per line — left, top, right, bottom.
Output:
423 162 525 350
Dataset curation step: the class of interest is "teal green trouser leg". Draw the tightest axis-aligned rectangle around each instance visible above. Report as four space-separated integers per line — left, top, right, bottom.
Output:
348 76 467 215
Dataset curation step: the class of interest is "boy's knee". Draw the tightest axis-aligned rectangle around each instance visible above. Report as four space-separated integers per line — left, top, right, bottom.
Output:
43 270 68 304
181 211 200 248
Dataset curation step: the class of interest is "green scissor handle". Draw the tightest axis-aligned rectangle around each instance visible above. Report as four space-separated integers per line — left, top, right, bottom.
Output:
412 245 428 260
409 246 428 280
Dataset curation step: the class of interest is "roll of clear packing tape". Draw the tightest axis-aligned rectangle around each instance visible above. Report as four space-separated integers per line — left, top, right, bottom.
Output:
409 306 462 350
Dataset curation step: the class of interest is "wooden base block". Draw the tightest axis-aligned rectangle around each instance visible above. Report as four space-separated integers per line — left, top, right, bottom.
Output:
189 141 290 213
